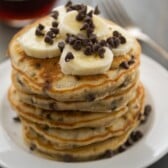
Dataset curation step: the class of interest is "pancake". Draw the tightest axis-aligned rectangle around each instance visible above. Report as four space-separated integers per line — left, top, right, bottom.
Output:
23 120 140 162
8 16 141 102
21 92 144 149
8 83 144 129
10 75 139 112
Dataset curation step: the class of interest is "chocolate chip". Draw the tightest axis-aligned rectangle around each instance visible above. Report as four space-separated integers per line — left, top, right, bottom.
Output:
50 27 59 34
113 38 120 48
120 36 126 44
94 5 100 15
30 144 36 151
128 59 135 65
98 47 105 58
46 31 56 38
63 154 75 162
99 40 106 46
86 93 95 101
117 145 126 153
113 31 121 37
144 105 152 117
35 62 41 69
87 10 93 17
89 34 97 43
84 16 92 23
51 10 59 19
52 21 58 27
58 41 65 52
38 24 45 30
35 28 44 36
44 35 53 45
13 116 21 123
65 52 74 62
43 125 49 131
65 0 72 7
46 114 51 120
73 40 82 50
102 150 114 158
93 43 100 52
76 12 85 21
120 61 129 69
131 131 143 142
75 75 81 80
87 28 94 37
80 23 89 31
125 138 133 147
43 80 51 91
49 102 57 110
84 46 93 55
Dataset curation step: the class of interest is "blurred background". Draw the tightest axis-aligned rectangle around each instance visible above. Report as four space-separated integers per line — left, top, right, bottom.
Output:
0 0 168 167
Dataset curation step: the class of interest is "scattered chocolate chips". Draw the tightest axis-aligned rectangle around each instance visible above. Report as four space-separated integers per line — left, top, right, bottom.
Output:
43 125 49 131
51 10 59 19
43 80 51 91
63 154 75 162
144 105 152 117
76 12 85 21
50 27 59 35
58 41 65 52
52 21 59 27
98 47 105 58
125 138 133 147
38 24 45 30
72 40 82 50
46 31 56 38
65 52 74 62
101 150 114 158
84 46 93 55
35 62 41 69
44 35 53 45
13 116 21 123
85 93 95 101
120 61 129 69
46 114 51 120
30 144 36 151
35 28 44 36
94 5 100 15
117 145 126 153
113 30 121 37
65 0 72 8
130 131 143 142
120 36 127 44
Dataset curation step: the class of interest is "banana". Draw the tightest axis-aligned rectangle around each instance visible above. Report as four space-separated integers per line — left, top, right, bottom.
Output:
107 25 134 56
17 6 67 59
59 45 114 75
59 10 109 38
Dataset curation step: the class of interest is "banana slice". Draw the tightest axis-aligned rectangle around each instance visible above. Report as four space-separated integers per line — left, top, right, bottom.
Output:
17 6 68 59
107 25 134 56
59 10 109 38
17 27 62 58
59 45 114 75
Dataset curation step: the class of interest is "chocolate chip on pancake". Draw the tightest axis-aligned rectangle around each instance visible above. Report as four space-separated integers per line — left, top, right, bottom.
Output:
65 52 74 62
130 131 143 142
101 150 114 159
85 93 95 101
120 61 129 69
51 10 59 19
13 116 21 123
44 35 53 45
63 154 75 162
30 144 36 151
52 21 59 28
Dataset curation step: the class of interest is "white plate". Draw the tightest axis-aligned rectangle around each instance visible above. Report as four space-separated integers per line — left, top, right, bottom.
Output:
0 54 168 168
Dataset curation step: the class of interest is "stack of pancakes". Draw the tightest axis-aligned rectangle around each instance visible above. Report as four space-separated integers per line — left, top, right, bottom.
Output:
8 14 145 161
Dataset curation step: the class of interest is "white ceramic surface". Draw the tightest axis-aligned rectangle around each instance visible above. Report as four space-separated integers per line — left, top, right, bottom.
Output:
0 55 168 168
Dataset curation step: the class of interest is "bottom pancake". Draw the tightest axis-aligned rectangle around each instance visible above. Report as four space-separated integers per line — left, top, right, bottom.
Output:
23 120 140 162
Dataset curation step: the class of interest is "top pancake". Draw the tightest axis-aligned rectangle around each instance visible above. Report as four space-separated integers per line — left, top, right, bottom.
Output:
8 16 141 102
